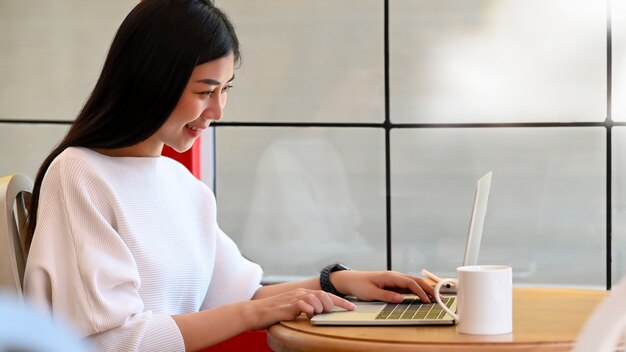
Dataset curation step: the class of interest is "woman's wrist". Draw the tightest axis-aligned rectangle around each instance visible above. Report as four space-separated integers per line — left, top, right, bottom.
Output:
240 299 266 331
320 263 351 297
172 301 254 350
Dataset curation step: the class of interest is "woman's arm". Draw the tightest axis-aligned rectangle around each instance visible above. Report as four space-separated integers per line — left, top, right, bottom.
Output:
253 270 435 303
252 277 321 298
174 266 434 351
173 287 355 352
171 303 250 352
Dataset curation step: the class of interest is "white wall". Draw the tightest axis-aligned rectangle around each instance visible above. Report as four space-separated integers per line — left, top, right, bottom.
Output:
0 0 135 178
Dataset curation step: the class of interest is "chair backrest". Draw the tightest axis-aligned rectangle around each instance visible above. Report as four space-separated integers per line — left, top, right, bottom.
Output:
0 174 33 297
571 279 626 352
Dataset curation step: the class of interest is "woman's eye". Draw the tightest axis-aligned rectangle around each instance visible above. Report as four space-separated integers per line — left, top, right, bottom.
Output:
200 85 232 97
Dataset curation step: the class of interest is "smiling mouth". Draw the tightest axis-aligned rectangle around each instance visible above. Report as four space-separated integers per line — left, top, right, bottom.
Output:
186 124 204 132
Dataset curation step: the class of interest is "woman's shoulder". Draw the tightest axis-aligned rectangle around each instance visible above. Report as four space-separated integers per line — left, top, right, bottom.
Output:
46 146 90 174
51 146 102 166
46 147 106 179
41 147 111 190
46 146 210 192
51 146 164 174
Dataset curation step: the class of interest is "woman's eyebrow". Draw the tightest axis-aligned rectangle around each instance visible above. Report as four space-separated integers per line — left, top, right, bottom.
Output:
195 75 235 85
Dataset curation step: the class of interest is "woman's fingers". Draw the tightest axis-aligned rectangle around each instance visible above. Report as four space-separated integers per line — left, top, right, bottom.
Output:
253 289 358 328
290 290 356 319
415 277 436 298
407 280 431 303
296 300 315 319
327 293 356 311
382 274 432 303
302 291 356 313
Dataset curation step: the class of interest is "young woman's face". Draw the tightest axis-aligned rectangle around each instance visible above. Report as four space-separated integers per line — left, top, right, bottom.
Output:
155 53 235 153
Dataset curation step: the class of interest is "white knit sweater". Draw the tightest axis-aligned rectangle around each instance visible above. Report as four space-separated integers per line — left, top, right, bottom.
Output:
24 147 263 351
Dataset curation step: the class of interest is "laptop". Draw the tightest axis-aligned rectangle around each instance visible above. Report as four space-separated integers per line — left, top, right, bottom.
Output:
310 171 493 326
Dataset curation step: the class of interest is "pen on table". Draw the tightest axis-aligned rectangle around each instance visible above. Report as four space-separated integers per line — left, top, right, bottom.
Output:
420 268 451 288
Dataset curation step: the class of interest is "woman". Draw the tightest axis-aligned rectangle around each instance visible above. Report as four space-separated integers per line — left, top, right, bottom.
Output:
24 0 434 351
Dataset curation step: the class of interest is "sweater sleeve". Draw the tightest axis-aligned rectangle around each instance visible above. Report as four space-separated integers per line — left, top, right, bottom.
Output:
201 227 263 309
24 158 185 351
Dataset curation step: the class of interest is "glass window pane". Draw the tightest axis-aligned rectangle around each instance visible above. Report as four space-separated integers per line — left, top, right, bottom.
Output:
215 127 386 280
0 123 69 178
612 127 626 283
390 0 606 123
613 0 626 121
0 1 133 120
217 1 384 123
391 127 606 287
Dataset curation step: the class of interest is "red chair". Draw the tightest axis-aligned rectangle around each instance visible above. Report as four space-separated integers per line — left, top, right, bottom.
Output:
200 331 270 352
162 143 202 179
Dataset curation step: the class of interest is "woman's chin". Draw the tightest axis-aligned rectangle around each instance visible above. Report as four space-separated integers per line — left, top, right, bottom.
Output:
166 144 193 154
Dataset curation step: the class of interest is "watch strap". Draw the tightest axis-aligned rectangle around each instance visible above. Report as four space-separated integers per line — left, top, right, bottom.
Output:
320 263 351 297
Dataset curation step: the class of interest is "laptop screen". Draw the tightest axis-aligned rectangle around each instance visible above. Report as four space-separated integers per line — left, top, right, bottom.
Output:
462 171 492 266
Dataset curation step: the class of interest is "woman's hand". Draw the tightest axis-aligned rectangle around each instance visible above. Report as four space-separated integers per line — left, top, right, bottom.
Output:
246 288 356 330
330 270 435 303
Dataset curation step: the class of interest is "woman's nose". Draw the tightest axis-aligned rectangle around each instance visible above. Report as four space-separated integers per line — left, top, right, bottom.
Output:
202 97 225 121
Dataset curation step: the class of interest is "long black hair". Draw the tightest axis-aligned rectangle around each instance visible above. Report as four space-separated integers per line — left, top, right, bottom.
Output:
27 0 240 241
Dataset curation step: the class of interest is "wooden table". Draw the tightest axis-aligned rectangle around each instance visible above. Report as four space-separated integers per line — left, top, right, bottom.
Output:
268 287 605 352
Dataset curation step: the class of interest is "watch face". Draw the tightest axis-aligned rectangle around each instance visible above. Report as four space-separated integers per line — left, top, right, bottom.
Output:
332 263 351 272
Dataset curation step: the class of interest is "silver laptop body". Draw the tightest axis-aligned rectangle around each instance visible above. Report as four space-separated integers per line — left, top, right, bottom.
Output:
310 171 492 326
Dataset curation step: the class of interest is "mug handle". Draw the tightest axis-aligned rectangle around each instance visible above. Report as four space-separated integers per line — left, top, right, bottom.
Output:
434 278 459 321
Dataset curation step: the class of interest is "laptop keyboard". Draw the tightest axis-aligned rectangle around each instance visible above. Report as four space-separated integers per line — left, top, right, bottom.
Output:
375 296 456 320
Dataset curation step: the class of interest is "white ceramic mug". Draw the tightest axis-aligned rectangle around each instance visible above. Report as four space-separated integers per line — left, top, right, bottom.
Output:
434 265 513 335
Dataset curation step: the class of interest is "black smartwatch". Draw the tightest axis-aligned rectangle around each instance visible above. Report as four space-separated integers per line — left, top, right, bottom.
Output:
320 263 351 297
